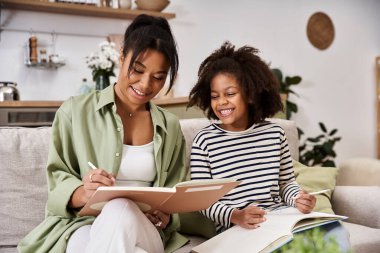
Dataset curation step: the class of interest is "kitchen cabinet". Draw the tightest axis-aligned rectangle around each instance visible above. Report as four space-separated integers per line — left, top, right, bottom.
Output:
0 0 175 20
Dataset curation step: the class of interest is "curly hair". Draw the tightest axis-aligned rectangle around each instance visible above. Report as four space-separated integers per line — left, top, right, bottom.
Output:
188 41 283 124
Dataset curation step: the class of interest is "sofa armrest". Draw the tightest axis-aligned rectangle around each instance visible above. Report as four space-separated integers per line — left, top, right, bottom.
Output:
332 186 380 229
337 158 380 186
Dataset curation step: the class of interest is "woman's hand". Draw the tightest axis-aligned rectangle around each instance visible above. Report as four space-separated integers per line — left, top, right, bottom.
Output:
294 190 316 214
231 205 267 229
82 169 115 201
68 168 115 209
145 210 170 230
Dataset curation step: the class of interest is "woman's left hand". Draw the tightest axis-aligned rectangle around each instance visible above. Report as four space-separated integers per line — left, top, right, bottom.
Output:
294 190 316 213
145 210 170 230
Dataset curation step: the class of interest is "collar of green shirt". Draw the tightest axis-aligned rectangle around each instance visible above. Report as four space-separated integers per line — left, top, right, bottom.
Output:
94 84 168 134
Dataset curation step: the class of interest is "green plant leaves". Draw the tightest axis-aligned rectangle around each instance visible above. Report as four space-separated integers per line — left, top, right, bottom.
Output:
319 122 327 133
285 76 302 85
277 227 348 253
299 123 341 167
271 68 302 120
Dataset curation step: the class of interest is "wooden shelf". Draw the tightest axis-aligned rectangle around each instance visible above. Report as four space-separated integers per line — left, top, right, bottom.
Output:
0 0 175 20
0 97 188 108
0 100 63 108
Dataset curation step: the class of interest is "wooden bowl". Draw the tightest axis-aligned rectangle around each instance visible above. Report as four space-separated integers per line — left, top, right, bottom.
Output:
135 0 170 12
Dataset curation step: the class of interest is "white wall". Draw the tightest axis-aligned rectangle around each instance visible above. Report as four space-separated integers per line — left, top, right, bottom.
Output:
0 0 379 164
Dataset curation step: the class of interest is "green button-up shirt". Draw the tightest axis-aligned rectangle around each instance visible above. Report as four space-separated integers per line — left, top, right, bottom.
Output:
18 85 188 253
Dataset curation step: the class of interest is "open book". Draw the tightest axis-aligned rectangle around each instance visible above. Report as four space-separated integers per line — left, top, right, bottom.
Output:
78 178 240 216
192 207 347 253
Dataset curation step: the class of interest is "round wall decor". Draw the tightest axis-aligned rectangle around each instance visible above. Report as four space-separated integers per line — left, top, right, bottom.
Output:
306 12 335 50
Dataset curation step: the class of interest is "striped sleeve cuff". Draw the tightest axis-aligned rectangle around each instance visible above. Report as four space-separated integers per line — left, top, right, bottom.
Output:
281 182 301 207
201 202 236 229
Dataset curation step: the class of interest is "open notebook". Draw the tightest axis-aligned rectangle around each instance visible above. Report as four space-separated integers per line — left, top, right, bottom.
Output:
78 178 240 216
192 207 347 253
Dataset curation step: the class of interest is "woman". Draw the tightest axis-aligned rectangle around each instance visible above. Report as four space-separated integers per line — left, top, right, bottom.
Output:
18 14 188 253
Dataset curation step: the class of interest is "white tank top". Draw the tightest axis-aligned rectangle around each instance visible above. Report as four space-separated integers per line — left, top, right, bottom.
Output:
116 141 156 187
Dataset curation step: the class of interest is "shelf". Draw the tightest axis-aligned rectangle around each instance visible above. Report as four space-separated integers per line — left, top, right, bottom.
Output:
25 61 65 69
0 101 63 108
0 0 175 20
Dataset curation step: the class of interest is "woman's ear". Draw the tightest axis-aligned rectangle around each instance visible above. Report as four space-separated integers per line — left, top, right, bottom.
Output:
119 49 124 65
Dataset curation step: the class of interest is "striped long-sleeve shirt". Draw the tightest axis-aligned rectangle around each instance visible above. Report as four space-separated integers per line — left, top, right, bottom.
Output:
190 121 300 232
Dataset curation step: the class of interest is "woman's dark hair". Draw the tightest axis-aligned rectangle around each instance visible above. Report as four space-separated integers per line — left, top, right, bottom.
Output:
122 14 178 92
188 41 283 124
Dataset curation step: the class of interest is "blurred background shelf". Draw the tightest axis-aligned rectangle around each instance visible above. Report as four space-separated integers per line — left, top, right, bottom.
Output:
0 0 175 20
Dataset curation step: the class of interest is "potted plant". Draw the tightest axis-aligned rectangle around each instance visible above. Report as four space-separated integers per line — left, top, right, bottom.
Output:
86 41 119 90
271 68 302 120
299 122 341 167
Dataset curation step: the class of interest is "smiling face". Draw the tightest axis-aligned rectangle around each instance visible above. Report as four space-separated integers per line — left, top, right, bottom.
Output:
115 48 170 109
210 73 250 131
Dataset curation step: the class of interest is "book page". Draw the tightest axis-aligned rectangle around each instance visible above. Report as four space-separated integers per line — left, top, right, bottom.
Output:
192 207 347 253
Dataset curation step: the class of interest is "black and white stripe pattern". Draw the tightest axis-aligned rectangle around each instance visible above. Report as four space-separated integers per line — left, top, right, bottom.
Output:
190 121 300 232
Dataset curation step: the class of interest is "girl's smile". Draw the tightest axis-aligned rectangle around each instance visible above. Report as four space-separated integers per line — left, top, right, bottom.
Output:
210 73 250 131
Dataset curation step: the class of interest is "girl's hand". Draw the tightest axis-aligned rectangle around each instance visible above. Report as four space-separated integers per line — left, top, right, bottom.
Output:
231 205 267 229
145 210 170 230
294 190 316 213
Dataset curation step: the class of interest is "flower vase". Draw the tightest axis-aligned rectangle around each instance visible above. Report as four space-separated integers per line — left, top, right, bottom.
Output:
95 74 110 90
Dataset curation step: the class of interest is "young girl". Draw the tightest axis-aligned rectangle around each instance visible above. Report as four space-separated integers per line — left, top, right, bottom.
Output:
188 42 350 251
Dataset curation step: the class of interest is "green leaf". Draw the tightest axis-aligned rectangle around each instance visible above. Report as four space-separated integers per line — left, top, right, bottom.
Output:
287 101 298 113
306 137 320 143
285 76 302 85
329 129 338 136
319 122 327 133
323 160 336 167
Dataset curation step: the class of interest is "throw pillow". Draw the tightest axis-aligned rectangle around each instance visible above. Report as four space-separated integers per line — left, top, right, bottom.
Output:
292 160 338 214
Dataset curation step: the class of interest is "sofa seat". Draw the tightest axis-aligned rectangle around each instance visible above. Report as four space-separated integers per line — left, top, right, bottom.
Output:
342 222 380 253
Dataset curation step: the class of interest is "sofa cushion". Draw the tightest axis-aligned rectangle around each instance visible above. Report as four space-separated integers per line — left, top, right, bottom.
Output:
342 222 380 253
332 186 380 229
0 127 50 248
293 161 338 214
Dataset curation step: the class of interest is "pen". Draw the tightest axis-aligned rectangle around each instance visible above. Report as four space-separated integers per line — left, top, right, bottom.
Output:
88 161 97 170
309 189 331 195
293 189 330 199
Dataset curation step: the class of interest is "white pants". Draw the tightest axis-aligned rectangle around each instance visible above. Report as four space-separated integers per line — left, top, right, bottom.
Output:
66 198 164 253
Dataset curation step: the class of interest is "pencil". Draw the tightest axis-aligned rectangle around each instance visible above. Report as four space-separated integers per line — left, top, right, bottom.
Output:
87 161 97 170
309 189 331 195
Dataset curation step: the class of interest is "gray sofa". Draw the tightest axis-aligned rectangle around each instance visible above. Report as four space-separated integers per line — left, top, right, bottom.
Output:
1 118 379 253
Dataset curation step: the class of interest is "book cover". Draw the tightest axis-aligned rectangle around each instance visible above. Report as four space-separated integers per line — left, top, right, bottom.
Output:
78 178 240 216
191 207 347 253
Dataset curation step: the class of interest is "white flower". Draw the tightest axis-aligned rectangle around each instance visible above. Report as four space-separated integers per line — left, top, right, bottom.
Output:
86 41 119 79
